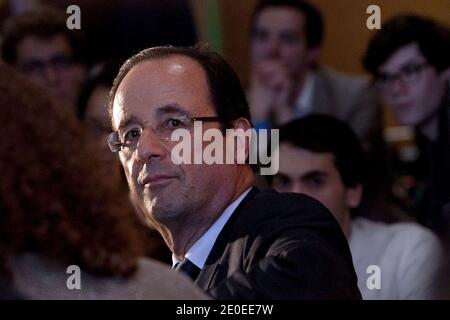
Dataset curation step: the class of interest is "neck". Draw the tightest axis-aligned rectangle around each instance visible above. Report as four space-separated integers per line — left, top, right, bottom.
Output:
162 167 255 259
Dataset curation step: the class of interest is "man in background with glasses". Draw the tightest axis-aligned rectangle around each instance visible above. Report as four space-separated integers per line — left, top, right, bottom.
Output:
363 15 450 238
1 6 86 114
107 44 361 299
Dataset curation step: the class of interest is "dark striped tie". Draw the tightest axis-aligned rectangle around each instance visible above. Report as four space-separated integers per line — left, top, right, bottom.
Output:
174 259 201 281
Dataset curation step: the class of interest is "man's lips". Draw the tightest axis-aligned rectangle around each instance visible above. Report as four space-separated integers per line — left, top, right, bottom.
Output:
139 174 176 186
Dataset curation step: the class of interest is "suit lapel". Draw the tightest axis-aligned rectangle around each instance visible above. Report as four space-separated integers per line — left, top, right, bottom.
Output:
311 68 335 115
195 187 259 290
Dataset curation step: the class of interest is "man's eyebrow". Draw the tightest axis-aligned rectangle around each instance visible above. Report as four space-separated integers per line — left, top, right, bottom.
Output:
380 59 426 74
117 104 191 129
274 172 290 179
118 115 140 129
155 103 190 117
398 59 427 69
300 170 327 181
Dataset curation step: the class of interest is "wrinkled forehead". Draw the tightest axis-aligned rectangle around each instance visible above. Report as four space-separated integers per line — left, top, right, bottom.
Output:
111 56 214 129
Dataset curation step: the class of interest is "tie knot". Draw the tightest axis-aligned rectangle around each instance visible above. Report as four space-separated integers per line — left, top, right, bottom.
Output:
174 259 201 281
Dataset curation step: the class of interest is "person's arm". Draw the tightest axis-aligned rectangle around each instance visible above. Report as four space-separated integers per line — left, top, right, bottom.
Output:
248 61 296 127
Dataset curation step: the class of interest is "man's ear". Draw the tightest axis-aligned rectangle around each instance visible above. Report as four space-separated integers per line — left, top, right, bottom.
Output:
231 117 252 164
345 183 363 209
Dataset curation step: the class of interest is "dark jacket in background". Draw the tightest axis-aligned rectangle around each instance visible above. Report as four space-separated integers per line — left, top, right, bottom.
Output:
196 188 362 299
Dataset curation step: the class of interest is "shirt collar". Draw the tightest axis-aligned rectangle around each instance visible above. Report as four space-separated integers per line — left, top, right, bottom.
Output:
172 187 252 269
294 72 316 117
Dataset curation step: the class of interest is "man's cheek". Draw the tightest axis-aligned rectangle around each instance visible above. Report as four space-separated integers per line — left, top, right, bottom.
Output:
129 162 141 184
119 156 135 183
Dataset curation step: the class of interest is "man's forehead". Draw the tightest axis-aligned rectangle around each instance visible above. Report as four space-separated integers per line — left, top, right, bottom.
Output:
111 92 126 127
379 42 426 72
280 144 336 168
130 54 202 75
256 7 305 29
18 34 71 56
117 56 207 94
112 56 212 127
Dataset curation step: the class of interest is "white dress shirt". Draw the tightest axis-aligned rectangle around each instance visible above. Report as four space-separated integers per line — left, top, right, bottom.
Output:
172 187 252 269
294 72 316 118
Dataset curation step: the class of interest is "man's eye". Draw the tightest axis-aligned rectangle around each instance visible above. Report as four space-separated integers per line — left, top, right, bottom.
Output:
306 177 324 188
377 73 390 83
402 65 420 77
124 128 141 142
166 118 189 129
280 33 299 45
49 54 72 67
273 175 291 188
21 61 44 73
252 29 268 42
280 177 291 186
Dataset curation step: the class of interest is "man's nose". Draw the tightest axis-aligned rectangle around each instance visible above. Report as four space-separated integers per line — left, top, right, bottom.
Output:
264 38 281 59
388 77 408 96
291 182 305 195
136 128 167 163
42 65 59 84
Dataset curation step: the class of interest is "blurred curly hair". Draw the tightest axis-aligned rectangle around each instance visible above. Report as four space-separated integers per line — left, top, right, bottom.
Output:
0 63 142 278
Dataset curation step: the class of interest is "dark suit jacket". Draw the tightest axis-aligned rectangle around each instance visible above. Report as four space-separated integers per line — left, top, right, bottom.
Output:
195 188 362 299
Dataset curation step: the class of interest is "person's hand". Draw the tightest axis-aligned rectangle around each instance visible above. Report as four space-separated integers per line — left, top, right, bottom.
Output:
249 61 295 125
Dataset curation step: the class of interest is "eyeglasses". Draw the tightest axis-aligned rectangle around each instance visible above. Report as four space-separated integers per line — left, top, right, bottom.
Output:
19 54 74 77
107 116 220 153
376 62 430 90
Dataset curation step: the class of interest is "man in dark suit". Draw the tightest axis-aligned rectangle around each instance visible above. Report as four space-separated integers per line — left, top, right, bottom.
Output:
107 44 361 299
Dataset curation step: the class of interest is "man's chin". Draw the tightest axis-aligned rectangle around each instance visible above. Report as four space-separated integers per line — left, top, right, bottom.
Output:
142 190 180 220
149 206 184 225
